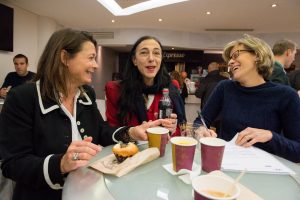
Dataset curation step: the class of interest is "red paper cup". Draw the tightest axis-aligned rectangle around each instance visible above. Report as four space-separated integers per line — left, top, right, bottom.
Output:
147 127 169 157
170 137 198 172
200 137 226 173
192 175 240 200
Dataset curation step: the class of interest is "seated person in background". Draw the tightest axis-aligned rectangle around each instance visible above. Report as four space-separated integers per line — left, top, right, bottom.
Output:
170 71 180 90
170 70 188 103
268 39 297 85
0 29 172 200
0 54 36 98
195 62 228 132
194 34 300 163
105 36 186 136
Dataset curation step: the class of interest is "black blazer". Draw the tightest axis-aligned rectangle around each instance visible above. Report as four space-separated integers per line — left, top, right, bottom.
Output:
0 81 120 200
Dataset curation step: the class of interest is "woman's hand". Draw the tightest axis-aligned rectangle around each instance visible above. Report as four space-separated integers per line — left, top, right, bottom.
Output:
128 116 176 141
235 127 273 147
194 125 217 139
159 113 177 134
60 136 101 174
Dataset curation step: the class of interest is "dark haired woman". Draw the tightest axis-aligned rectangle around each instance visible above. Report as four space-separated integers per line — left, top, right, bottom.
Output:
105 36 186 136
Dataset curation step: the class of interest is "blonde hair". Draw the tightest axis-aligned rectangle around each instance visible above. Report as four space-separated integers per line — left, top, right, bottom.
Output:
222 34 274 79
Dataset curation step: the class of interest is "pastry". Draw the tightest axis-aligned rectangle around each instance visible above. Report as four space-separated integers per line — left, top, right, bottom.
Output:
112 142 139 163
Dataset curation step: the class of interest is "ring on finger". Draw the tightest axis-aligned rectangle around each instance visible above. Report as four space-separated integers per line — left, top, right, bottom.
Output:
72 152 79 161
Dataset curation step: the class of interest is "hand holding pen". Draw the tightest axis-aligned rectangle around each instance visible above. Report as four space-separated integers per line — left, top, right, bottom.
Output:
195 111 217 138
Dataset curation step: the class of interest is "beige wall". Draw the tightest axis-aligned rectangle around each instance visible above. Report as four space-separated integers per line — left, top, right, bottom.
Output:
92 46 118 99
0 1 59 86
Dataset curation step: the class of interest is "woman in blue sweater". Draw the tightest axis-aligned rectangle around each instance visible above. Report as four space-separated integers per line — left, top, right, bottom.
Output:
195 35 300 162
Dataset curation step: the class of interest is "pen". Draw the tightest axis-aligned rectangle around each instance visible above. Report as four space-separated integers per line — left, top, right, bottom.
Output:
197 110 209 131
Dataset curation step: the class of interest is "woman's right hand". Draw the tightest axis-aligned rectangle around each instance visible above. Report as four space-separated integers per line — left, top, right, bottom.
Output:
60 136 101 174
194 125 217 139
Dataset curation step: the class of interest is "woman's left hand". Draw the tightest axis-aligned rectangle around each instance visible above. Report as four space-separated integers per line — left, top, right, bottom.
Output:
160 113 177 134
235 127 273 147
128 120 162 141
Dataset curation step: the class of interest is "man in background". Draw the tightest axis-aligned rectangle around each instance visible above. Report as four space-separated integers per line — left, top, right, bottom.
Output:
195 62 227 109
0 54 35 98
195 62 227 132
269 39 297 85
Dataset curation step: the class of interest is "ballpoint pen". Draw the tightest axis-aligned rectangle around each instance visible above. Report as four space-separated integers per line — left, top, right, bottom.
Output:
197 110 209 131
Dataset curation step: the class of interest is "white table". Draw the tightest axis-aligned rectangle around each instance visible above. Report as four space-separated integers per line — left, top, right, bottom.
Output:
63 143 300 200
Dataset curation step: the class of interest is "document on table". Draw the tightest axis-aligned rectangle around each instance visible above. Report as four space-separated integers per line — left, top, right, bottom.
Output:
221 135 295 175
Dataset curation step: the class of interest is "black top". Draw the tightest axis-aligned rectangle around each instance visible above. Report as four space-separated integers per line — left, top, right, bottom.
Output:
288 69 300 90
0 82 127 200
1 71 36 88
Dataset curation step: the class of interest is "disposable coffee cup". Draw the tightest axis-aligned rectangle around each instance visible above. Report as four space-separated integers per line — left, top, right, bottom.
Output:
200 137 226 173
170 136 198 172
147 127 169 157
192 175 240 200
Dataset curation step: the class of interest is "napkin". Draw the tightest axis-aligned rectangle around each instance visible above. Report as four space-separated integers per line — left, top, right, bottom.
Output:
163 163 201 184
89 147 160 177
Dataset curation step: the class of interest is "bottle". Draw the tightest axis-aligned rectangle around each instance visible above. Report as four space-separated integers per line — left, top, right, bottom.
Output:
158 88 173 119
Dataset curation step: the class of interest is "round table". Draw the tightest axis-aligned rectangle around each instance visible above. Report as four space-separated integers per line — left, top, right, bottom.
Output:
63 143 300 200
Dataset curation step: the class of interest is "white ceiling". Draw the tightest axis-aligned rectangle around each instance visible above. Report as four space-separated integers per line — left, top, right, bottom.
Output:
7 0 300 50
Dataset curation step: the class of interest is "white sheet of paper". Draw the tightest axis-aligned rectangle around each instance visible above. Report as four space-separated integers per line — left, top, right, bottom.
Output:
221 134 295 175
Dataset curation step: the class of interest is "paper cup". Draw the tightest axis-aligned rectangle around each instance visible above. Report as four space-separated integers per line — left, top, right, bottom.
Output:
170 136 198 172
147 127 169 157
200 137 226 173
192 175 240 200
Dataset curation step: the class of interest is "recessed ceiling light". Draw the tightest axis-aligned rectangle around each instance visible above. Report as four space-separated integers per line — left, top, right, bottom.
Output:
171 47 175 50
206 11 211 15
97 0 189 16
271 3 277 8
111 19 115 23
158 18 163 22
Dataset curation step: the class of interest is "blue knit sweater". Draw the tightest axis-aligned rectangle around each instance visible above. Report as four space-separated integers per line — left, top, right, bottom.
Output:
194 80 300 162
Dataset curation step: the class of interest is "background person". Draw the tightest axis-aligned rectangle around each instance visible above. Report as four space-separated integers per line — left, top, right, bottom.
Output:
269 39 297 85
194 35 300 163
195 62 227 132
105 36 185 136
288 68 300 90
0 54 36 98
170 70 188 103
0 29 169 200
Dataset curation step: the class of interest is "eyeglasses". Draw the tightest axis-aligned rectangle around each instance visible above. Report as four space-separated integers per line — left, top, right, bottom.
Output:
229 49 254 60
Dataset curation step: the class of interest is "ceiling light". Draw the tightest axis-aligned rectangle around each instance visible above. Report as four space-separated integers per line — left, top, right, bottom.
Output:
158 18 163 22
271 3 277 7
97 0 189 16
171 47 175 50
111 19 115 23
206 11 211 15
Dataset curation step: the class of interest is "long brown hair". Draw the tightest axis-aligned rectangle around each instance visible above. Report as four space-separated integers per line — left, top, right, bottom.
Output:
34 28 97 102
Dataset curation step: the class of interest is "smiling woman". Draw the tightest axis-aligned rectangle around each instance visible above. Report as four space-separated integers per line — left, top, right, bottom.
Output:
105 36 186 136
0 29 170 200
194 34 300 163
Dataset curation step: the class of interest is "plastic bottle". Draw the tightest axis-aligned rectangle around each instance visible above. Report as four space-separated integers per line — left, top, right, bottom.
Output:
158 88 173 119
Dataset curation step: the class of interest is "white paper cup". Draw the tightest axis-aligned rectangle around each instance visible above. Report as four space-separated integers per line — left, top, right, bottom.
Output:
192 175 240 200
